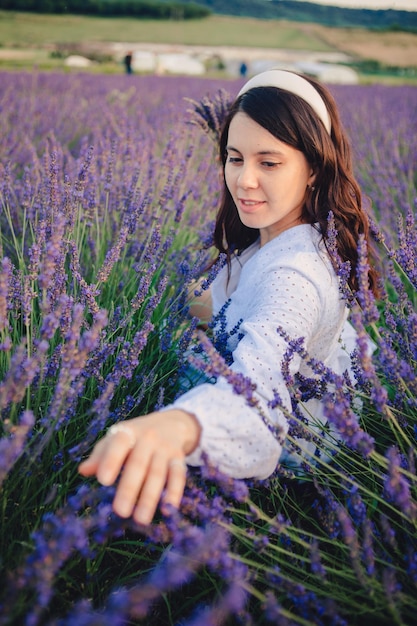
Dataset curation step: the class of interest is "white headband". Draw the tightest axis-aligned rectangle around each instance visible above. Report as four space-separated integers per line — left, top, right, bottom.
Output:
237 69 332 135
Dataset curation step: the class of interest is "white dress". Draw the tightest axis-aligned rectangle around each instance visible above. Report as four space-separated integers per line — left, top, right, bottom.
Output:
164 224 355 479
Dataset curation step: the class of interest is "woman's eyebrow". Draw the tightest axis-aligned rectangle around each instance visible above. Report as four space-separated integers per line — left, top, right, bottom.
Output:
257 150 285 157
226 145 285 157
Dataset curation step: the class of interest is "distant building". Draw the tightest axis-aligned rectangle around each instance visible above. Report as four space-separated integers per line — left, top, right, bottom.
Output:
294 61 359 84
129 50 205 75
156 53 205 76
64 55 94 68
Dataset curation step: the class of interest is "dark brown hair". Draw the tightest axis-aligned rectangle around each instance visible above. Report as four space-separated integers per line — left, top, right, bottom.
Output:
213 75 379 296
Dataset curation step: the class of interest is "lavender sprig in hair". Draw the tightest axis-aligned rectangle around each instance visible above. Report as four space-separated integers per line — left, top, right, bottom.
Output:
185 89 233 143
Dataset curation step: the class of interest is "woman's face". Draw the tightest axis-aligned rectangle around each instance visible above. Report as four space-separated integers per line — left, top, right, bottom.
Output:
224 112 315 246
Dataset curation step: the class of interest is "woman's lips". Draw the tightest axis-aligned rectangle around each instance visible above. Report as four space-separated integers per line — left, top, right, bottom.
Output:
238 198 265 213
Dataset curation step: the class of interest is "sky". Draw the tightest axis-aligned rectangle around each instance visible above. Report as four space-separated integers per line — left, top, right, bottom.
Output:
293 0 417 9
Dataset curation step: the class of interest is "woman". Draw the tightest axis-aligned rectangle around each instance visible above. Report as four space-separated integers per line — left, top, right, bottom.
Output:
79 70 378 525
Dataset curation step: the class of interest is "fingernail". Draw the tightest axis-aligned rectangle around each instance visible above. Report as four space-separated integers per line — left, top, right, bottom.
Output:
97 469 113 486
114 498 132 518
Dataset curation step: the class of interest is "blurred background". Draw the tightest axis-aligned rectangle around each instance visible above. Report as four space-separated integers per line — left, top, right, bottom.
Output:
0 0 416 84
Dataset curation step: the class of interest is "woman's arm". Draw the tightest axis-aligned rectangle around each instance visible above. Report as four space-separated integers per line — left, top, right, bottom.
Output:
170 258 333 479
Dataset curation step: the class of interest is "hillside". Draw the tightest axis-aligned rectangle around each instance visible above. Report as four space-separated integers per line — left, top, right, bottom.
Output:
168 0 417 30
1 0 416 30
0 10 416 79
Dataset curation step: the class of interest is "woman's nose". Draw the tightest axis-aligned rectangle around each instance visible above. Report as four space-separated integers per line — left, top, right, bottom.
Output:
237 164 258 189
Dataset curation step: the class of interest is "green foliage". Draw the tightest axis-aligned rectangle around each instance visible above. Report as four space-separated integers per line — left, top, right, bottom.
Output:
2 0 416 30
0 74 416 625
175 0 417 31
0 0 211 19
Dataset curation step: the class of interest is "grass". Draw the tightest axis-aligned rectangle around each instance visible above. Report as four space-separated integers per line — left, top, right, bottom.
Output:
0 53 123 74
0 11 332 50
0 10 416 82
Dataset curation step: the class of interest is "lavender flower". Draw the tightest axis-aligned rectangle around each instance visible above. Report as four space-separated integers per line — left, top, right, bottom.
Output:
325 211 352 303
0 340 49 411
1 71 416 626
37 212 67 294
335 505 366 587
263 591 293 625
125 523 232 619
0 257 12 333
355 234 379 324
186 88 233 143
96 224 130 284
276 325 375 456
384 446 416 520
309 538 326 580
394 208 417 289
362 518 375 576
0 410 34 486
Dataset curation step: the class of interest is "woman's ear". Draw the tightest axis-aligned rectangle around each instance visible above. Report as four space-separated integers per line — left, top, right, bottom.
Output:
307 169 316 189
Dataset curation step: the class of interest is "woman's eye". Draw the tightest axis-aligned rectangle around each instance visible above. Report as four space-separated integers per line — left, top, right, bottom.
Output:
262 161 279 168
227 156 242 164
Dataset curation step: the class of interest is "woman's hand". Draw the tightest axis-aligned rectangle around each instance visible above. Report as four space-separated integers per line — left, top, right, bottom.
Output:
78 409 201 525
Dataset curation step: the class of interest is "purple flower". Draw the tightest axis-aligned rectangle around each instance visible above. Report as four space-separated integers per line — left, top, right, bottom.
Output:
309 539 326 580
124 523 232 619
96 224 130 283
1 70 417 626
323 389 375 457
325 211 352 303
186 88 232 143
362 518 375 576
382 567 402 604
0 409 34 486
183 578 248 626
384 446 416 520
335 505 366 587
263 591 292 625
68 241 101 316
355 234 379 324
199 458 249 502
394 209 417 289
379 513 398 551
0 257 13 333
0 340 49 411
37 212 67 294
346 485 367 526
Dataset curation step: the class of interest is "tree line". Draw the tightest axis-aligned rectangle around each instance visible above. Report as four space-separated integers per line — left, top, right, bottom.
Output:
0 0 415 30
0 0 211 19
179 0 417 32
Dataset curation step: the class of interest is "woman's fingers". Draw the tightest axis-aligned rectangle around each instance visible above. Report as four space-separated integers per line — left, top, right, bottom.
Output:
78 426 136 485
78 438 108 476
111 443 153 519
132 453 171 524
112 451 187 524
95 425 137 486
77 411 198 523
79 434 188 524
162 458 188 511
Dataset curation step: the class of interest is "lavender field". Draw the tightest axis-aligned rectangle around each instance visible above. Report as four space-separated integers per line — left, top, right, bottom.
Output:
0 71 416 626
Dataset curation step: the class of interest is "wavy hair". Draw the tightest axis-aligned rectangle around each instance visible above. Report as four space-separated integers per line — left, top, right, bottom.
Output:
213 76 379 296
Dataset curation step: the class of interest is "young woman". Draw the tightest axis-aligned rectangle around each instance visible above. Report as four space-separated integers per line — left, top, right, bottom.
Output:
79 69 378 525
